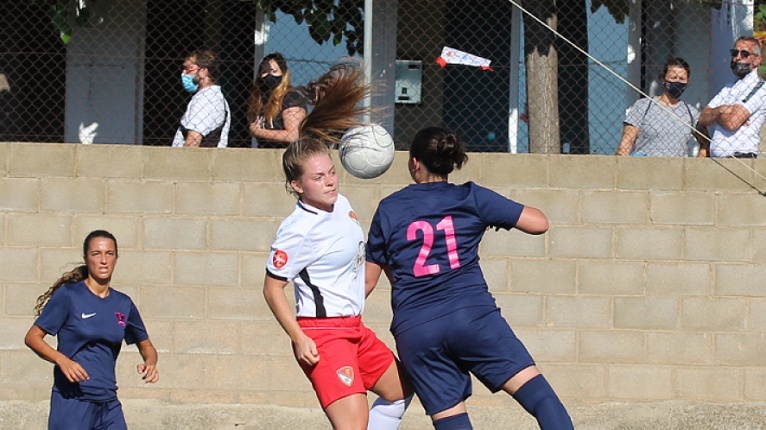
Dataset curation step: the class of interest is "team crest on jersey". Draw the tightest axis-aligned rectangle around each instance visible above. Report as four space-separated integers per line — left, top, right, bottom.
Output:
273 250 288 269
336 366 354 386
115 312 126 327
348 211 360 226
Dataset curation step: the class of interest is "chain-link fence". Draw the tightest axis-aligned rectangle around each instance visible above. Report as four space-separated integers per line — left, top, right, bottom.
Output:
0 0 759 154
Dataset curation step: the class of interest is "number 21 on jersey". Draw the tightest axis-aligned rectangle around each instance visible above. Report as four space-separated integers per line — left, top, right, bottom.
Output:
406 215 461 277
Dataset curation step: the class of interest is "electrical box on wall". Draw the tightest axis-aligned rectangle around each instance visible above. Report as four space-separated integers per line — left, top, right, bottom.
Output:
395 60 422 104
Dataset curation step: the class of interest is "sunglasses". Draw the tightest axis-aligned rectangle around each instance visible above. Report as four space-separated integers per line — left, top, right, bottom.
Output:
730 49 754 59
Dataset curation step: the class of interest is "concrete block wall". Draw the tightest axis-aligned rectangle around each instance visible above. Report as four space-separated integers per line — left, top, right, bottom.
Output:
2 142 766 411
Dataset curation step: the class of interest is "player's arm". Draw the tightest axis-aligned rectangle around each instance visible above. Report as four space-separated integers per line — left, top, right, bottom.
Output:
615 124 639 156
365 261 391 298
24 324 89 382
263 273 319 365
515 206 549 235
136 338 159 383
184 129 203 147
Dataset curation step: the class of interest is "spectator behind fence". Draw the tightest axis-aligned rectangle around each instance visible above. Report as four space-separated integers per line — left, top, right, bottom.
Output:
697 36 766 158
247 53 307 148
616 57 707 157
172 49 231 148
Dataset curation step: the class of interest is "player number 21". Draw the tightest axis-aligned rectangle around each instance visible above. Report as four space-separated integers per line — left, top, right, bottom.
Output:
406 216 461 277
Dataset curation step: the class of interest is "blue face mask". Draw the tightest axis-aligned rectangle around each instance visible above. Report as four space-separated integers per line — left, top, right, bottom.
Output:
181 73 199 93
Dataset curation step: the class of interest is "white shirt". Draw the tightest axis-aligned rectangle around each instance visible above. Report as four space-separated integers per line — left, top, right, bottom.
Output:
266 194 366 318
708 70 766 157
172 85 230 148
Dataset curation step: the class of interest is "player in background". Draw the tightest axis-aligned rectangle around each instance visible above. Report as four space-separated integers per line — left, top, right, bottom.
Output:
24 230 159 430
365 126 573 430
262 65 413 430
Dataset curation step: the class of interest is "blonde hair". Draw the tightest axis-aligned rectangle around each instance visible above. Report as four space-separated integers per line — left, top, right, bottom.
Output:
281 139 333 197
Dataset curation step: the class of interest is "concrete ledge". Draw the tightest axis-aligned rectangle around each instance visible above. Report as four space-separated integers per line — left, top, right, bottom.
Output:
4 400 766 429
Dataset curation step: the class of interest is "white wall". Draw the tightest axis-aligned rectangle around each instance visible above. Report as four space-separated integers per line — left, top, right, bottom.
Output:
64 0 146 144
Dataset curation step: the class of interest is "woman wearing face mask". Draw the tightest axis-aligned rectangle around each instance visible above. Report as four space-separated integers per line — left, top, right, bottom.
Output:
172 49 231 148
247 53 308 148
616 57 708 157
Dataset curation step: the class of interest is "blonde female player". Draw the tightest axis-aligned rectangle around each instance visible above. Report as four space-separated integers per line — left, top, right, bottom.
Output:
263 65 413 430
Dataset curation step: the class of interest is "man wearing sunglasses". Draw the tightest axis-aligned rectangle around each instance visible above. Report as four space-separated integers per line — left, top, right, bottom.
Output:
172 49 231 148
698 36 765 158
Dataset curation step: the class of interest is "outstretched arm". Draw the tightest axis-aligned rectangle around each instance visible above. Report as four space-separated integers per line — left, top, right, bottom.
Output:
136 338 159 383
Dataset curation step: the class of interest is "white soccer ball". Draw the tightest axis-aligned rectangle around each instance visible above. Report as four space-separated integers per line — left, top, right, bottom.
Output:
339 124 395 179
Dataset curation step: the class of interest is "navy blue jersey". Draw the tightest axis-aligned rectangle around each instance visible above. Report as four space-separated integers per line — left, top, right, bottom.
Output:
366 181 524 335
34 281 149 401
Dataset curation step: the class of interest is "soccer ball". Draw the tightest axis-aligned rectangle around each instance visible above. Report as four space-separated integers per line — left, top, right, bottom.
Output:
339 124 395 179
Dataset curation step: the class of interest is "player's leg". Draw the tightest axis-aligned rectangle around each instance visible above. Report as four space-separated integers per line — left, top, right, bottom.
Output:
367 360 413 430
394 316 473 429
357 322 413 430
96 398 127 430
452 306 573 430
325 393 371 430
297 317 370 430
48 391 97 430
503 368 573 430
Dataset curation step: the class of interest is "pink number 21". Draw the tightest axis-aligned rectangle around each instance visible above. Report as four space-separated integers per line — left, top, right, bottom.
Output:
406 216 461 277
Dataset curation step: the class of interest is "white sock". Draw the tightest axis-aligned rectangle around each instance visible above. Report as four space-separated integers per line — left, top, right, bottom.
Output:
367 395 413 430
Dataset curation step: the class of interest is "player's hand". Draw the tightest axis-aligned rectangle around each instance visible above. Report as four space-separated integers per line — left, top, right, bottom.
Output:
293 335 320 366
56 357 89 383
137 363 159 384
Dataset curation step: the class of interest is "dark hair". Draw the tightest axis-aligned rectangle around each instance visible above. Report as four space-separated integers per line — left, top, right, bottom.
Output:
282 139 332 197
187 49 219 83
410 127 468 175
659 57 690 82
248 53 293 124
33 230 118 316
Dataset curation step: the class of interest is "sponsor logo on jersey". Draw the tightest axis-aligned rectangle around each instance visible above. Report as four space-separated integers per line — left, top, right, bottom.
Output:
348 211 360 226
273 250 288 269
336 366 354 386
81 312 96 319
353 241 365 269
115 312 126 327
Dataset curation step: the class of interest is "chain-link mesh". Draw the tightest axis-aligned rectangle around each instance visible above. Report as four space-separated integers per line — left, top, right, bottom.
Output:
0 1 760 154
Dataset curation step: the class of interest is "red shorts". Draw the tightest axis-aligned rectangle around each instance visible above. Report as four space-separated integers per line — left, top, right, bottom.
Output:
296 316 395 409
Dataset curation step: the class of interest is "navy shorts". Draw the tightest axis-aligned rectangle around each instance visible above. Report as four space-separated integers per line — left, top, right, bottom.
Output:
49 391 127 430
395 306 535 416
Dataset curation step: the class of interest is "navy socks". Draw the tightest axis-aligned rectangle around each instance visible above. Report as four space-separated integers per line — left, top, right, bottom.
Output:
512 374 574 430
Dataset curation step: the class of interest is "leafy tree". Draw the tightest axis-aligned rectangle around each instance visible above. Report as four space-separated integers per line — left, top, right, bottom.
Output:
257 0 364 56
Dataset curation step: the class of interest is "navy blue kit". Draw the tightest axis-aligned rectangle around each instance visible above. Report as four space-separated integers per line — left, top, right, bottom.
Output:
366 181 536 415
34 281 149 429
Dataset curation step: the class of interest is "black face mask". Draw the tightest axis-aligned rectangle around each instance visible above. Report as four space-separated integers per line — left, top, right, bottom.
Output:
730 60 752 79
664 81 687 99
259 74 282 93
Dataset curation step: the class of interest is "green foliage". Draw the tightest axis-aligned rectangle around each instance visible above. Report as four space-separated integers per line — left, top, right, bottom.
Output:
30 0 95 44
755 2 766 31
591 0 722 24
257 0 365 56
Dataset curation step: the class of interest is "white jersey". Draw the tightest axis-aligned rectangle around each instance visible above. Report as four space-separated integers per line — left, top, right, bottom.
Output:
172 85 231 148
708 70 766 157
266 194 366 318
